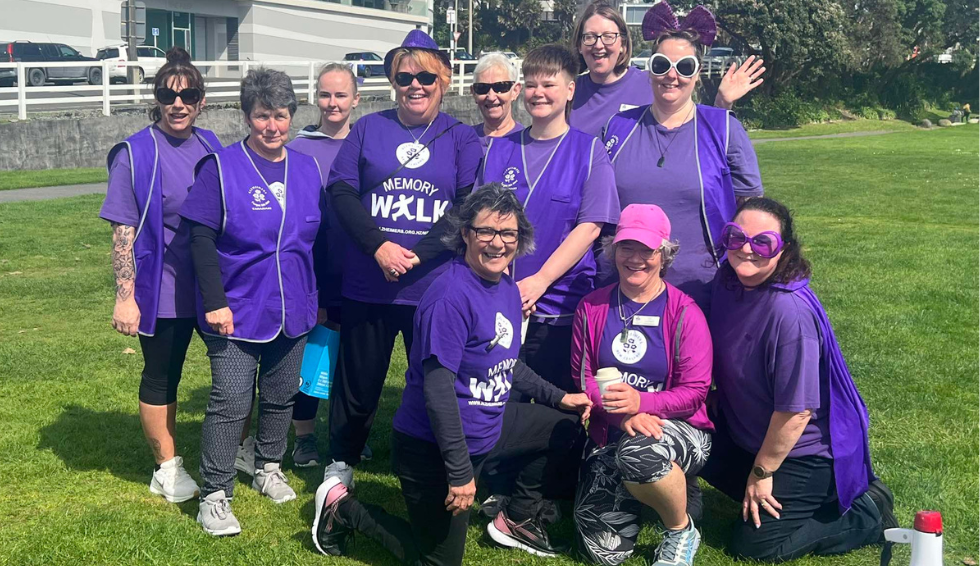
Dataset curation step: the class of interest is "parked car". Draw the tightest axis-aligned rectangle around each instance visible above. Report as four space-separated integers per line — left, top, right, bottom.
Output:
96 44 168 84
479 50 520 60
632 48 652 70
439 48 477 74
343 52 385 78
0 41 102 87
704 46 736 76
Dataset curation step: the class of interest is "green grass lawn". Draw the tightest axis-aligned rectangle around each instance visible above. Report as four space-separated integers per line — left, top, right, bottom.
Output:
746 118 916 140
0 167 107 191
0 125 977 565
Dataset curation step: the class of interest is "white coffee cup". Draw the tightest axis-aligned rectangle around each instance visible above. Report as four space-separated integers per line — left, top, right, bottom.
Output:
594 367 623 397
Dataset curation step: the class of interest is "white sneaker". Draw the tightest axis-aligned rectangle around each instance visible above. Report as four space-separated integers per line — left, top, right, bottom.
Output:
197 490 241 536
149 456 200 503
235 436 255 477
252 462 297 503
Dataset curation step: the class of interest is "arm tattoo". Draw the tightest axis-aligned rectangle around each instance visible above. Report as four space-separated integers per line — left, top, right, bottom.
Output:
110 222 136 301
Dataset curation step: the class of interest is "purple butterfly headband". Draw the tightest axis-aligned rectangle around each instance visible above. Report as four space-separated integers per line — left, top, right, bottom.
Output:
642 1 717 48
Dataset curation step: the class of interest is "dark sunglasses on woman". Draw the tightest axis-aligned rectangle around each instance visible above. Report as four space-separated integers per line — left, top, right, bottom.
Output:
155 87 202 105
393 71 438 87
472 81 515 95
648 53 700 78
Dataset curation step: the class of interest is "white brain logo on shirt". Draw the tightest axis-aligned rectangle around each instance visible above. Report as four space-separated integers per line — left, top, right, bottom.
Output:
494 312 514 350
502 167 520 189
612 329 647 365
396 142 431 169
604 135 619 154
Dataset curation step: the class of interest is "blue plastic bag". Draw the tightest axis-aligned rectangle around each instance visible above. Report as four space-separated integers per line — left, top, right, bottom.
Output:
299 325 340 400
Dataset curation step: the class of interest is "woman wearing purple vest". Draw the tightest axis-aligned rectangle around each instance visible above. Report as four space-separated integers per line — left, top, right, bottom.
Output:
322 30 483 489
569 2 765 139
180 68 322 536
470 53 523 153
99 47 221 505
701 198 896 561
571 204 713 566
313 184 592 563
481 44 620 393
603 3 764 315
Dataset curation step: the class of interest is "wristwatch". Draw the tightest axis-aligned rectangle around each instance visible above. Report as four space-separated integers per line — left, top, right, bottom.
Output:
752 465 773 479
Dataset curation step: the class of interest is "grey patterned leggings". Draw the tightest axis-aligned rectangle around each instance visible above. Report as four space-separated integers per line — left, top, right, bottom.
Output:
574 419 712 566
199 332 307 498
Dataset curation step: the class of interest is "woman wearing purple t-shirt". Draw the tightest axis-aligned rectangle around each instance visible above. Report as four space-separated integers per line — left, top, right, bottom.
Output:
482 45 620 393
313 184 592 563
470 53 523 153
181 69 323 536
571 204 713 566
603 4 765 314
569 2 764 139
701 198 896 561
99 47 221 505
323 30 484 489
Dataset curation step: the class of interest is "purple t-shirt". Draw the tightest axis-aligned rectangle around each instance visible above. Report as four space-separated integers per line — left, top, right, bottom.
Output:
709 270 832 459
327 110 483 306
393 257 523 455
99 126 209 318
597 285 669 393
188 141 286 230
571 67 653 139
472 121 523 154
612 111 763 312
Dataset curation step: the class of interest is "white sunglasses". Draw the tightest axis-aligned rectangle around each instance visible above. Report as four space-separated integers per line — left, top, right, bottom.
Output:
647 53 701 78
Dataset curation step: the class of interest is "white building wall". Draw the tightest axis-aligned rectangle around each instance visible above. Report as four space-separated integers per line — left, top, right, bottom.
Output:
0 0 122 56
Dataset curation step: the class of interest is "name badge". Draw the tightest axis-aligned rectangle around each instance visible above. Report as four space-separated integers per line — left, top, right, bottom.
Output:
633 315 660 327
619 103 639 112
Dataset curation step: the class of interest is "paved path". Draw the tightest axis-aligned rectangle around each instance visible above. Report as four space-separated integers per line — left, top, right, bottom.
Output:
0 129 904 203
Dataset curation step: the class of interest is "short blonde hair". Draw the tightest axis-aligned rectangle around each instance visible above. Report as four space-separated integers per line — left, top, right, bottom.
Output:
388 49 451 94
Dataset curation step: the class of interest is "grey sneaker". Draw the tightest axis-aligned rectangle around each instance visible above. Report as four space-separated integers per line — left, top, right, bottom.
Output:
360 443 373 462
292 434 321 468
323 460 355 489
197 490 241 537
252 463 297 503
149 456 200 503
652 516 701 566
235 436 256 477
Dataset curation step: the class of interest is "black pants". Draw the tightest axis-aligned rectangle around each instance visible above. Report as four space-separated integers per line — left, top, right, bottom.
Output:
699 418 882 562
520 322 575 393
339 402 582 566
137 317 196 405
292 306 341 422
328 299 416 464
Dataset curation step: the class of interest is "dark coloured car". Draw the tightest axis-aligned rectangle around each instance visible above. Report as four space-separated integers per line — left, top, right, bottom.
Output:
343 52 385 78
0 41 103 87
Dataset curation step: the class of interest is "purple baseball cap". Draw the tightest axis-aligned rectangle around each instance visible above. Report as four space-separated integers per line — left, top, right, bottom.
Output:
383 29 452 81
613 204 672 250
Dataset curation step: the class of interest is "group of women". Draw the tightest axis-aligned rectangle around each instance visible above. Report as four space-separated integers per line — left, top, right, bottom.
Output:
101 2 897 565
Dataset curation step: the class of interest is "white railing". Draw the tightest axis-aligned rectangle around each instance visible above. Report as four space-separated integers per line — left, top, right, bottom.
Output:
0 58 510 120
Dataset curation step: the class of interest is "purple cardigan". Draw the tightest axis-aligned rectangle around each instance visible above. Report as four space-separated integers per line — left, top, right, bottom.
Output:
571 282 714 447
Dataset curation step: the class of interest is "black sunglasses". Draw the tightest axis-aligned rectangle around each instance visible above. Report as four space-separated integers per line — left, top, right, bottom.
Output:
155 87 202 105
472 81 515 95
393 71 438 87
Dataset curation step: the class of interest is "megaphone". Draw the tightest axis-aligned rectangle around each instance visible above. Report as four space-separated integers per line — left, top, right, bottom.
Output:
881 510 943 566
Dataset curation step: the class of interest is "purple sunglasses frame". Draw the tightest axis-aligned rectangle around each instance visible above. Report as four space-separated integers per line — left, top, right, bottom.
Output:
721 222 784 258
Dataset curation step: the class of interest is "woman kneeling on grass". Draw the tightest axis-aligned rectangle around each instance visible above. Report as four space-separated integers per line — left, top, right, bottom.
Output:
700 197 898 561
572 204 713 566
313 183 592 563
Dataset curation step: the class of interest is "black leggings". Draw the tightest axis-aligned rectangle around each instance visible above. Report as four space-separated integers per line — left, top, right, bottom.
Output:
338 402 582 566
137 318 196 405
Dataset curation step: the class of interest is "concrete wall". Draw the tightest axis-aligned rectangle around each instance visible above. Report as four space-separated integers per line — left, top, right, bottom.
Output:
0 95 530 171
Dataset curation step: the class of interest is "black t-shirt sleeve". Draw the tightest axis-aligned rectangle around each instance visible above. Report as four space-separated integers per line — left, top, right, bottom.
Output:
422 357 473 486
188 221 227 311
411 183 474 262
511 359 566 407
329 180 387 256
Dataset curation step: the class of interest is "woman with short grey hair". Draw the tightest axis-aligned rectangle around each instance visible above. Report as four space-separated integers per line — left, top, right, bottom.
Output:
180 67 325 536
470 53 523 152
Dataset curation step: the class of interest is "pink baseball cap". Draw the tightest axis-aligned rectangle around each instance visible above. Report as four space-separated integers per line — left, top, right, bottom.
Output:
613 204 671 250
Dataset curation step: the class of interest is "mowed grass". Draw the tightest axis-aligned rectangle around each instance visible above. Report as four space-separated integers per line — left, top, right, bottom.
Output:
0 125 976 565
746 118 916 140
0 167 107 191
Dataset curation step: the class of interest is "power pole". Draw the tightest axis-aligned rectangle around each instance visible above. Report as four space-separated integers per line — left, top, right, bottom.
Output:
467 0 473 55
125 0 139 84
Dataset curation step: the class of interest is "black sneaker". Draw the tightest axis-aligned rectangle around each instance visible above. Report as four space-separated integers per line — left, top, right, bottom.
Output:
312 477 353 556
487 510 559 558
686 476 703 523
866 479 899 539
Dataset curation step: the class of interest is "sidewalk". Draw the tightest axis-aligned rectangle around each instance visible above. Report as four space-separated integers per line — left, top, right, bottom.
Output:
0 183 106 203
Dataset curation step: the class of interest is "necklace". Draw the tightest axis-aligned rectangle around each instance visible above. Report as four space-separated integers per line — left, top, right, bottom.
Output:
402 118 434 144
651 104 695 167
617 282 666 343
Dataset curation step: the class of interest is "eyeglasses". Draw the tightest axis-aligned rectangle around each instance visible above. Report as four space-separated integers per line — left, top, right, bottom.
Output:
155 87 202 105
721 222 784 258
472 81 515 95
469 225 519 244
616 244 659 260
393 71 438 87
648 53 700 78
581 32 622 46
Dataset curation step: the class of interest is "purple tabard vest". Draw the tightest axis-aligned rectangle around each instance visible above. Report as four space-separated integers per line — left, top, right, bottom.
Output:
106 126 222 336
482 127 597 322
198 141 321 342
604 104 735 265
